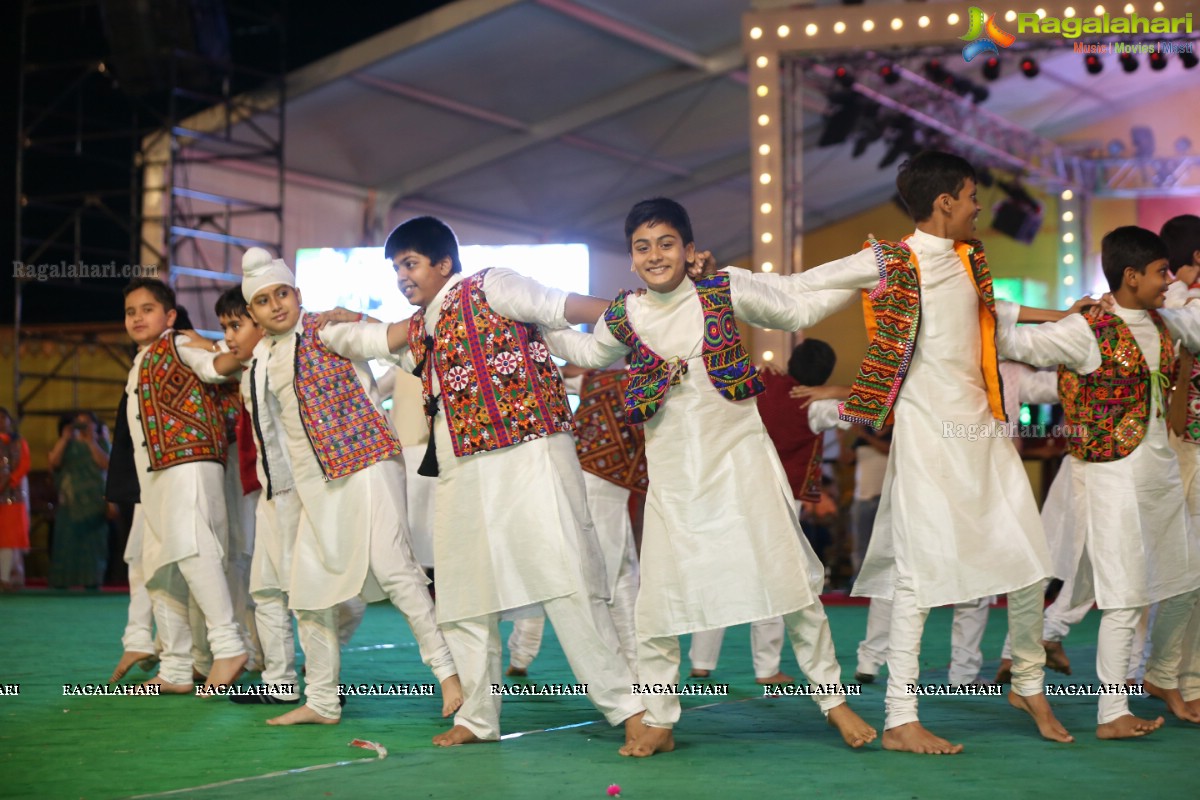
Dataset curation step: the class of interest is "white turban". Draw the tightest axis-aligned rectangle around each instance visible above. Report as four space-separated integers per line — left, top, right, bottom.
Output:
241 247 295 302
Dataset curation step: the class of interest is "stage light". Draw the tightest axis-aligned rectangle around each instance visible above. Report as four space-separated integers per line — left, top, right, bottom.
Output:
919 16 930 28
818 91 861 147
834 21 846 34
1182 52 1199 69
756 56 768 68
1149 51 1168 70
760 202 772 214
948 13 960 25
834 66 855 87
1120 52 1139 72
972 85 990 103
982 57 1001 81
1064 254 1075 264
756 85 769 97
1085 54 1103 74
805 23 818 36
757 114 770 126
1154 1 1165 9
879 119 917 169
879 64 901 85
1064 275 1075 286
762 350 775 362
759 173 772 185
1062 211 1074 222
750 27 763 39
863 20 875 32
758 143 770 155
761 232 773 243
777 25 791 37
1020 57 1039 78
1005 10 1017 21
891 18 903 30
1065 6 1077 17
1062 189 1074 200
761 262 774 272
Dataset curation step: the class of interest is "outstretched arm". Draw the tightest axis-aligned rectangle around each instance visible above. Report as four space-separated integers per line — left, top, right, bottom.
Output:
995 300 1098 373
728 267 858 331
541 322 629 370
1159 301 1200 353
176 337 242 381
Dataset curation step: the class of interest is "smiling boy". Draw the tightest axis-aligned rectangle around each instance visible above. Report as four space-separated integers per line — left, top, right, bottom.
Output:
542 198 876 757
996 225 1200 737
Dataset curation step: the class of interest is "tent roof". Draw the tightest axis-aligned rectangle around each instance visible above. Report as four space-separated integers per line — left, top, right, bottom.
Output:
232 0 1198 258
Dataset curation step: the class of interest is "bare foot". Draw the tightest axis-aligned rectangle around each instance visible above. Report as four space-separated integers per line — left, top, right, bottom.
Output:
619 725 675 757
267 705 339 725
826 703 877 748
141 676 192 694
505 665 527 677
755 671 795 685
1096 714 1164 739
623 711 648 747
1043 641 1071 675
881 721 964 754
1008 691 1074 742
440 674 464 718
1185 698 1200 717
1143 680 1200 723
432 725 487 746
201 653 248 694
689 669 711 678
110 651 156 683
994 658 1013 684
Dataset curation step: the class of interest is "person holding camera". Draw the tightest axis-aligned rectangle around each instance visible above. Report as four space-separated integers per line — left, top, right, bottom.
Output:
48 411 111 590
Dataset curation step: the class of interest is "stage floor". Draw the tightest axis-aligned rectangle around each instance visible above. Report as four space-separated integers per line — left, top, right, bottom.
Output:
0 593 1194 799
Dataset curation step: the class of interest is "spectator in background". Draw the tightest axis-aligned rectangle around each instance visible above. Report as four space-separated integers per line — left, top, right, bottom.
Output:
48 411 111 590
0 407 32 591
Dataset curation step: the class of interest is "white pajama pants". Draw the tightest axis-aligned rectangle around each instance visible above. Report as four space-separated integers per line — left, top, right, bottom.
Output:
858 595 993 685
642 601 845 729
885 578 1044 730
687 618 786 680
146 528 245 686
1179 599 1200 702
1143 589 1200 693
252 588 300 700
443 591 642 741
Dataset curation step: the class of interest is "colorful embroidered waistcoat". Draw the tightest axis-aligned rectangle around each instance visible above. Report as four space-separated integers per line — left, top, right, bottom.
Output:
1180 347 1200 444
217 382 241 445
137 335 227 471
408 270 575 458
294 313 402 480
574 369 648 493
604 273 765 425
840 237 1005 430
1058 311 1176 463
799 430 823 504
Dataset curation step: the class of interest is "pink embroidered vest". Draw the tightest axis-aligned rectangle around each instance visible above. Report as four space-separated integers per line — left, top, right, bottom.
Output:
1058 310 1176 463
294 313 402 480
137 335 227 471
604 273 764 425
408 270 574 458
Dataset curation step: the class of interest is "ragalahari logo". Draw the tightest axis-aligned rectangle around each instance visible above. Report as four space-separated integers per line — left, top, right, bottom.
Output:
960 7 1017 61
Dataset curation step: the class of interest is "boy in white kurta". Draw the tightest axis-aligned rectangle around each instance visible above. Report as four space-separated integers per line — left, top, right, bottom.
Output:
381 216 644 749
733 152 1071 753
116 279 247 693
996 225 1200 736
230 248 460 726
544 198 876 758
1159 214 1200 718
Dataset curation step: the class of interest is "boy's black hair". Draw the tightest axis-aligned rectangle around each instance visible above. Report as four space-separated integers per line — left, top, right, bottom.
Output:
787 339 836 386
1159 214 1200 272
174 304 194 331
624 197 695 250
383 216 462 273
215 286 251 320
1100 225 1168 291
123 277 176 312
895 151 977 222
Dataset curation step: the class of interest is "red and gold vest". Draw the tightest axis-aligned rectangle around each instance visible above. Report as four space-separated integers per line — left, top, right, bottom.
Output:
604 273 765 425
294 313 403 480
137 335 227 471
840 237 1005 430
408 270 574 458
1058 310 1175 463
574 369 648 493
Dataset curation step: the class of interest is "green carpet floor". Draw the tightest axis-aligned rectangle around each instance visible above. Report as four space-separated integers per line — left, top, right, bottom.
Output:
0 593 1194 799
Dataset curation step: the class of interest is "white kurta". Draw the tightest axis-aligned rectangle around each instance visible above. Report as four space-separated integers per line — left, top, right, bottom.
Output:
396 269 607 624
543 268 851 637
125 332 228 578
262 319 416 610
242 337 297 595
996 296 1200 608
377 367 436 568
762 230 1052 607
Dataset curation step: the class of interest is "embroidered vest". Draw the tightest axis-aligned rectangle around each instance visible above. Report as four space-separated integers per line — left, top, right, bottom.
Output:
799 418 824 504
1058 311 1176 463
408 270 575 458
604 273 765 425
294 313 403 481
574 369 648 493
840 237 1005 430
1180 347 1200 444
137 335 227 471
